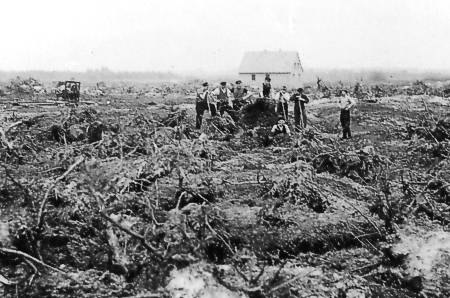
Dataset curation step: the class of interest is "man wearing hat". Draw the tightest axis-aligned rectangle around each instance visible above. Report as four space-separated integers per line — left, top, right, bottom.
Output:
339 90 356 139
262 76 272 99
275 86 290 121
290 88 310 130
232 80 249 110
271 116 291 136
211 82 235 119
195 82 216 129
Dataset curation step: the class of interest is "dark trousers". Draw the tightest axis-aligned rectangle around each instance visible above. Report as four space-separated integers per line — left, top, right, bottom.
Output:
340 109 351 138
196 101 217 129
232 99 245 111
277 102 289 120
294 102 307 130
218 102 238 121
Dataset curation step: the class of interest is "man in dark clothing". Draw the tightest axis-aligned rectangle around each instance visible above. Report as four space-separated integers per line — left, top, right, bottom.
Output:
262 76 272 98
290 88 309 130
195 82 216 129
232 80 248 110
339 90 356 139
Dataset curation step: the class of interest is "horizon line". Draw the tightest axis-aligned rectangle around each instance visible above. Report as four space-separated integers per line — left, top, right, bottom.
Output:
1 67 450 74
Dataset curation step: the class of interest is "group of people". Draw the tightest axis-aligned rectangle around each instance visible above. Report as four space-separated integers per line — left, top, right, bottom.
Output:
195 80 250 129
195 75 356 140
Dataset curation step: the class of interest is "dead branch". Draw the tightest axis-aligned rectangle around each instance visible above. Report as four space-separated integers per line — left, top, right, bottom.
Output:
250 264 266 285
99 211 162 258
1 163 34 203
0 247 66 275
37 156 85 229
121 294 162 298
329 188 383 237
266 260 288 287
0 119 29 151
5 120 25 133
204 216 234 255
0 128 14 150
267 268 318 294
25 259 39 285
222 179 262 185
0 273 16 285
421 97 436 123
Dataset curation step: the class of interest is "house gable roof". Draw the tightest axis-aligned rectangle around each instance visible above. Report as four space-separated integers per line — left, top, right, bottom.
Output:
238 50 301 74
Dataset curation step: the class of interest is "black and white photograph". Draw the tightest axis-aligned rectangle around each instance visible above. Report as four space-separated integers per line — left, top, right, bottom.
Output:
1 0 450 297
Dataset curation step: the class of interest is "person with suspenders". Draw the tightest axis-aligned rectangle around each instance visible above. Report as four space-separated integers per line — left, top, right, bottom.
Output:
339 90 356 139
232 80 249 110
195 82 217 129
275 86 290 121
211 82 236 120
271 116 291 136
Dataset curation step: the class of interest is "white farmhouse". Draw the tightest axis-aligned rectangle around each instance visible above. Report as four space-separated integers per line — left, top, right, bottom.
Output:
238 50 303 88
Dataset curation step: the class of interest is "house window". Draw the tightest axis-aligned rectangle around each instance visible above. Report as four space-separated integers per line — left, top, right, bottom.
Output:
251 74 255 81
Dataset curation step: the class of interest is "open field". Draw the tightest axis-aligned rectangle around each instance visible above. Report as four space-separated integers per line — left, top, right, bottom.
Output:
1 84 450 297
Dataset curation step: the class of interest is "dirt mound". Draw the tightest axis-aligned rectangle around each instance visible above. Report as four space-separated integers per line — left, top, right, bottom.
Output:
239 98 278 128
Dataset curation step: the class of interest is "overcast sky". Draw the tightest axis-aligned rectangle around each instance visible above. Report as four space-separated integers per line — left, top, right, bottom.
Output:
1 0 449 73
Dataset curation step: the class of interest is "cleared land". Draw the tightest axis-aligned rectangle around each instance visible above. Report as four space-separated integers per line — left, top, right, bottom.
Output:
0 84 449 297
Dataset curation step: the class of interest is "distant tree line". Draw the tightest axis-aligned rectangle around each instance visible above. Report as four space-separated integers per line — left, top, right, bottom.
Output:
0 68 181 85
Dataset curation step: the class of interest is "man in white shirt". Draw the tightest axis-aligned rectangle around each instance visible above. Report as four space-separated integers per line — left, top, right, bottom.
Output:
339 90 356 139
232 80 249 110
211 82 236 120
275 86 290 121
271 117 291 136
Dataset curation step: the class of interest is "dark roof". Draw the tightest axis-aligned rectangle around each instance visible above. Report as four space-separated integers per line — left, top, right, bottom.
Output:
238 50 301 73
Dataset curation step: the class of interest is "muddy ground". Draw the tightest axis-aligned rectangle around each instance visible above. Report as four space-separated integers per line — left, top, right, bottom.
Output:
0 91 449 297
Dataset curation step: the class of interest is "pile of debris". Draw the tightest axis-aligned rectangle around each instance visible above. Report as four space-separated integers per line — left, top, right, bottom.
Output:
311 145 383 182
7 76 46 95
407 117 450 142
404 81 430 96
49 108 106 143
202 116 238 140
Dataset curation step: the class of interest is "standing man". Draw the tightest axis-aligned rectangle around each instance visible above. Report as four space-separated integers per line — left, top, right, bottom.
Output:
339 90 356 139
290 88 309 130
275 86 290 121
262 76 272 99
211 82 235 119
195 82 216 129
232 80 248 110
